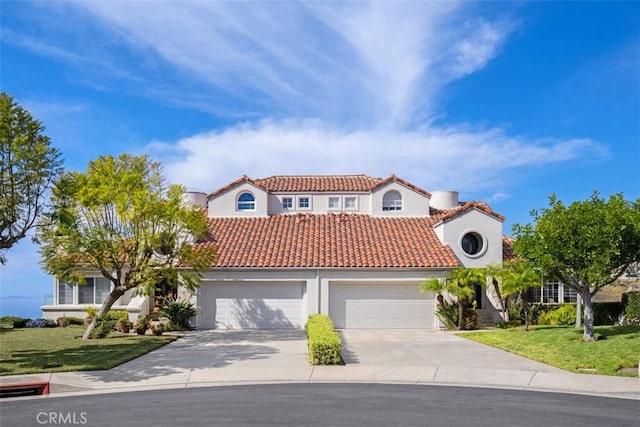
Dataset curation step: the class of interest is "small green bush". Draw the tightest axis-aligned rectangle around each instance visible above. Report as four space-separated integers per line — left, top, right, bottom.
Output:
537 304 576 325
592 302 623 326
622 292 640 325
493 320 521 329
160 298 196 330
65 317 84 326
306 315 342 365
104 310 129 322
0 316 30 328
90 318 116 339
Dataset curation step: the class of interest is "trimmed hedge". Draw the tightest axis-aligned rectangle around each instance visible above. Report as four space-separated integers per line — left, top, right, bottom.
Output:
622 292 640 325
537 304 577 326
0 316 31 328
306 314 342 365
592 302 623 326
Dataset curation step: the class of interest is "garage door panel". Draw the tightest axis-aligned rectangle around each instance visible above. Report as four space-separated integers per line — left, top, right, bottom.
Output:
199 282 303 330
330 284 434 329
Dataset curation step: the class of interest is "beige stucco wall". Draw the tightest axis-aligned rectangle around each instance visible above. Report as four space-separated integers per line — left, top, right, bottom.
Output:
370 182 431 217
208 182 269 217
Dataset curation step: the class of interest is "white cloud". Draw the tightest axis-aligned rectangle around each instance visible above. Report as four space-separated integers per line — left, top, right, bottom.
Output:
69 1 512 128
146 119 608 195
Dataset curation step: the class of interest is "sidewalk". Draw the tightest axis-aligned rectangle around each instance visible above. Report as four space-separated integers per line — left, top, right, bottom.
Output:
1 330 638 400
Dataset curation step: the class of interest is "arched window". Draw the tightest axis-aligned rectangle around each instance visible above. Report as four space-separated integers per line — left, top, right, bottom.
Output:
237 192 255 210
382 190 403 211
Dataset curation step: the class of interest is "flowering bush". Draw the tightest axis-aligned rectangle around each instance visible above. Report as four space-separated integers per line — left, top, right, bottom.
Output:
25 318 57 328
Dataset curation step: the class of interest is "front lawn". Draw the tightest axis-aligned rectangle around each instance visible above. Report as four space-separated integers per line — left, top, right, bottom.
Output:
0 326 176 376
460 325 640 377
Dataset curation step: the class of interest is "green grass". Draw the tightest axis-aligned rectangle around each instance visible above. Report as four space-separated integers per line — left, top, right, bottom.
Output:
460 325 640 377
0 326 176 376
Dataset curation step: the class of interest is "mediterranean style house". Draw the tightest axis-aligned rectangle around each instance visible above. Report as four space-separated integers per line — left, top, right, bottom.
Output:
42 174 511 329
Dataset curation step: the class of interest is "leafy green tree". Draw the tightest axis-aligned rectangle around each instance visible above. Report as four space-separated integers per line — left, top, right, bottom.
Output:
513 193 640 341
421 267 486 330
0 93 63 263
38 154 216 339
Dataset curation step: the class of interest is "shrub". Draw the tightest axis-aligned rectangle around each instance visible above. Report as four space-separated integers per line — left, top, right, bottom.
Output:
160 298 196 330
0 316 30 328
493 320 521 329
622 292 640 325
65 317 84 326
134 316 149 335
25 318 57 328
90 318 116 339
435 300 458 330
537 304 577 326
592 302 623 326
104 310 129 322
306 315 342 365
56 316 69 327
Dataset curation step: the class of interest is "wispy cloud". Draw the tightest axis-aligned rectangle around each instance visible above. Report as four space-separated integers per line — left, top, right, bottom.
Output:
147 119 608 194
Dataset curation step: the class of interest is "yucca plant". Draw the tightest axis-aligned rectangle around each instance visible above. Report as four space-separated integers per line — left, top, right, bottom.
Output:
160 297 196 330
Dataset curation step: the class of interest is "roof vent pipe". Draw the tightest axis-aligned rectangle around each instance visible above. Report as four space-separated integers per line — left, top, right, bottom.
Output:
429 191 459 210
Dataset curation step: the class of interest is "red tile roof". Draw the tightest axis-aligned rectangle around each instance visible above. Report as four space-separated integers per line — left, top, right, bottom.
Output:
430 201 505 225
208 174 432 197
194 213 460 269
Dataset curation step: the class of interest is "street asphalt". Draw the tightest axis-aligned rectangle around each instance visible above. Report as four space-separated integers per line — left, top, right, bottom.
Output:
2 383 638 426
0 329 638 401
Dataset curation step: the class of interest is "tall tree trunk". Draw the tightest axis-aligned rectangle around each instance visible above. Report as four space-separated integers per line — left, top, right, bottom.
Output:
575 293 582 328
82 288 125 339
521 291 530 331
492 278 508 321
582 289 595 342
457 297 465 330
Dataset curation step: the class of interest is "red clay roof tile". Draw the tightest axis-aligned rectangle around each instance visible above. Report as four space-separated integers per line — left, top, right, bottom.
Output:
194 213 460 269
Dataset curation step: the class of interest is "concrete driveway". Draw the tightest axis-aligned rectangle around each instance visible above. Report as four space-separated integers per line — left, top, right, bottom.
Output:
338 329 561 371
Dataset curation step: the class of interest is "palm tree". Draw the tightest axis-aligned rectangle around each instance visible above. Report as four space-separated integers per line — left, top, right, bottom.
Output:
486 263 509 322
500 260 541 331
421 267 486 330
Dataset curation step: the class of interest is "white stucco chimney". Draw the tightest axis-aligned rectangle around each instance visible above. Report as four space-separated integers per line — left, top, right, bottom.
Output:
429 191 459 210
181 189 208 209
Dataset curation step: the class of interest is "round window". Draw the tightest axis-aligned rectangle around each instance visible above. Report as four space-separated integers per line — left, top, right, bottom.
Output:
461 232 483 256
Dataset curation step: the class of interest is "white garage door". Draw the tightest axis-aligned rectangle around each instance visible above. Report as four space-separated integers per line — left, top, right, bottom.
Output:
198 282 304 329
330 283 435 329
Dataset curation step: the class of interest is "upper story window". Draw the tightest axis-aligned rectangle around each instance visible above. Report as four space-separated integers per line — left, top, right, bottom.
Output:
237 192 256 210
282 197 293 209
344 196 358 210
328 196 341 210
298 196 311 209
382 190 403 211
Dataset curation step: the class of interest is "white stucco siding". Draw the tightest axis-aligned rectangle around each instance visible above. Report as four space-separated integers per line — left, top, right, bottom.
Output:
434 209 503 268
267 192 371 215
208 182 269 217
370 182 430 217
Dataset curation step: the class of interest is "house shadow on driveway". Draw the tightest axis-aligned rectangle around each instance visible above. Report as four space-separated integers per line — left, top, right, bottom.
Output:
77 329 308 384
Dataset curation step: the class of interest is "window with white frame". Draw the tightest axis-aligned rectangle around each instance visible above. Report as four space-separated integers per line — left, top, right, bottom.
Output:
344 196 358 210
328 196 341 210
563 284 578 303
58 281 74 305
78 277 112 305
282 197 293 209
382 190 403 211
542 281 559 303
237 192 256 210
528 286 542 303
298 196 310 209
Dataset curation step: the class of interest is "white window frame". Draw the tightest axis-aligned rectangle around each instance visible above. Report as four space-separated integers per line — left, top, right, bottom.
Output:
282 197 293 210
57 281 74 305
328 196 341 210
78 277 112 305
382 190 403 211
237 192 256 211
298 196 311 210
344 196 358 211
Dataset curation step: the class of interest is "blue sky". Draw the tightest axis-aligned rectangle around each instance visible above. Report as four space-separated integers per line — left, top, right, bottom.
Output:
1 1 638 318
